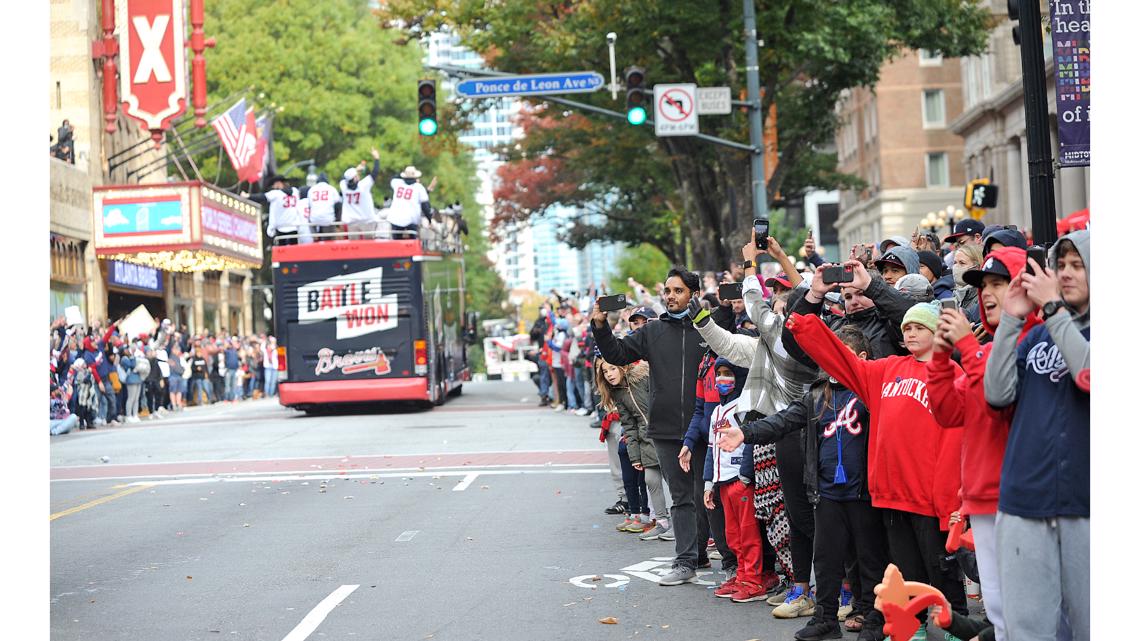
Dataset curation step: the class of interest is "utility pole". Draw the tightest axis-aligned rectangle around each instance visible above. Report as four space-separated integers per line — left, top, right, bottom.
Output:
1012 0 1058 245
743 0 767 221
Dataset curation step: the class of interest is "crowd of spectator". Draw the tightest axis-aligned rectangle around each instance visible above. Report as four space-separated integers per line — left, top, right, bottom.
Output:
572 220 1088 641
49 317 282 434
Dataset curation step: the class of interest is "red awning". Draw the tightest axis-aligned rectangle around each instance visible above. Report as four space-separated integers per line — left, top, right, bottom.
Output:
1057 208 1090 235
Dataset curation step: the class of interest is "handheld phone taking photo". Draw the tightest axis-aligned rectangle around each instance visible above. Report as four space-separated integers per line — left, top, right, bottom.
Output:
821 264 855 285
1026 246 1048 275
940 298 960 312
597 294 628 312
753 218 769 250
718 282 744 301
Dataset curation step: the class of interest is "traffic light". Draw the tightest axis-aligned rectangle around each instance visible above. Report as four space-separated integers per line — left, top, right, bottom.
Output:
624 67 647 126
965 179 999 219
417 79 438 136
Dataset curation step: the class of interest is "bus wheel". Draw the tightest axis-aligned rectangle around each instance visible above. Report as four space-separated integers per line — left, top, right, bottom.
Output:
448 384 463 397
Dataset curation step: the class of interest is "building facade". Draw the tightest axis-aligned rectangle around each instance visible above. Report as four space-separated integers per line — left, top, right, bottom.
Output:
833 49 967 249
50 0 255 335
950 0 1090 232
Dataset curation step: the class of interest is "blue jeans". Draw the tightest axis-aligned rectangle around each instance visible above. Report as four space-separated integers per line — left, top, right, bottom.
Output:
191 378 213 405
224 370 239 401
537 360 551 399
51 415 79 435
100 379 117 422
263 368 278 397
571 365 590 411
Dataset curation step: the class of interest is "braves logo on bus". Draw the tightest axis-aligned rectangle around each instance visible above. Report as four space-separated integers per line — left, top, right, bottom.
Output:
315 348 392 377
297 266 399 339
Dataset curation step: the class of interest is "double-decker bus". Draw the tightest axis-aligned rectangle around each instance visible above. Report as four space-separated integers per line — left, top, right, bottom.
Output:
271 231 473 410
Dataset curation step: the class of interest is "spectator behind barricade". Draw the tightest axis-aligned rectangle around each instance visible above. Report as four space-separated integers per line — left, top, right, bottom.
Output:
784 259 918 361
952 243 985 323
926 245 1040 641
785 303 970 638
873 245 920 287
983 230 1089 641
592 266 708 586
917 250 954 300
167 345 186 410
719 326 889 641
341 149 382 240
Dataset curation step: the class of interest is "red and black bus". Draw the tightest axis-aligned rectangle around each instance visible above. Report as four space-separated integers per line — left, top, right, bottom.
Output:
271 236 472 410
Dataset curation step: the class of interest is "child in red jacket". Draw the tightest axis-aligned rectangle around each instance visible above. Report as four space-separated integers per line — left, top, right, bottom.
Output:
786 298 968 639
925 247 1041 641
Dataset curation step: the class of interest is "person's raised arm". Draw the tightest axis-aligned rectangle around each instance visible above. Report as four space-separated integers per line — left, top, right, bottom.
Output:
590 301 649 366
785 313 879 403
984 274 1031 408
765 236 802 288
1022 262 1090 380
740 237 786 341
369 149 380 181
853 260 916 325
926 309 971 428
780 265 836 369
692 314 759 368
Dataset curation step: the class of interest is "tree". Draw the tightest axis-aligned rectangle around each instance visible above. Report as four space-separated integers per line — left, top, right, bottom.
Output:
378 0 989 269
614 244 673 293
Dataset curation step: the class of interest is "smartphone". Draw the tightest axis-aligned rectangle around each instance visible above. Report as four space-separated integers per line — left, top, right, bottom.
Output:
597 294 628 312
1027 246 1048 275
940 298 960 312
821 264 855 285
718 283 744 301
753 218 769 250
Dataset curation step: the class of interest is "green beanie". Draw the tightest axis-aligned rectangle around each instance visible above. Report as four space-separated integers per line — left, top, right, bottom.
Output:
901 302 940 333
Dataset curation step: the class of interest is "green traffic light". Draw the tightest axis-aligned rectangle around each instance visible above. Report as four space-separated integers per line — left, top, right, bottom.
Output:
627 106 647 126
419 119 438 136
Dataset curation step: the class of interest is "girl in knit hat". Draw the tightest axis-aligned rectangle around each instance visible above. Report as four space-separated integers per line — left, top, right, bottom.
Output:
784 302 969 641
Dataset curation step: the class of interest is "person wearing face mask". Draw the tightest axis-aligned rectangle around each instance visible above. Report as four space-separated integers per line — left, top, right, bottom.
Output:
341 148 381 239
951 243 985 323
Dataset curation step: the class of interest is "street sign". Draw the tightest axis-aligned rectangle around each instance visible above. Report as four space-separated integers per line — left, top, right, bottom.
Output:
697 87 732 115
654 83 699 136
454 72 605 98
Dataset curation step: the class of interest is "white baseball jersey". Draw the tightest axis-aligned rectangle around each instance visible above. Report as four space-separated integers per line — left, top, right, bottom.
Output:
266 188 301 235
340 174 377 224
386 178 430 227
306 181 340 226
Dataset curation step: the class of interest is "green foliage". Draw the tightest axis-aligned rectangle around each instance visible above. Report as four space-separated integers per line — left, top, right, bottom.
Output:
467 343 486 374
614 244 673 292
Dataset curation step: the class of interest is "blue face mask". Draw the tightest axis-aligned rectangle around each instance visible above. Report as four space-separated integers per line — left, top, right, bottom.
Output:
715 383 735 396
666 310 688 320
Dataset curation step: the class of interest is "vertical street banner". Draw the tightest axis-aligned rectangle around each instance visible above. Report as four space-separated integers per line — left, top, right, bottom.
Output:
1050 0 1090 167
119 0 189 142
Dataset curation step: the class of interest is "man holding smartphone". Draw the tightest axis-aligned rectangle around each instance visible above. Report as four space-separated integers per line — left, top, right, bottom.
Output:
591 267 711 586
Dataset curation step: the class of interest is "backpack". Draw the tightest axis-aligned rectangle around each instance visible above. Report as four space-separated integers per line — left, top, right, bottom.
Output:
134 356 151 379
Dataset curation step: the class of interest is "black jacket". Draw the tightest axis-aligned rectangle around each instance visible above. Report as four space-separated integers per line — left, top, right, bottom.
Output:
783 274 916 363
593 312 707 440
738 382 870 505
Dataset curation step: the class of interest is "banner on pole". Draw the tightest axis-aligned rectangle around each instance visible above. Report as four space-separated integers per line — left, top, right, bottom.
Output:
1050 0 1090 167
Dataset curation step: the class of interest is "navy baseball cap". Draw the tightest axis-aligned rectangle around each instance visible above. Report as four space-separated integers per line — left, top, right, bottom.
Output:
629 306 655 321
963 254 1012 288
945 219 986 243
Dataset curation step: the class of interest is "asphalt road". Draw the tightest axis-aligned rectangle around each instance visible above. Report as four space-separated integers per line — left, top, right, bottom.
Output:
50 381 960 641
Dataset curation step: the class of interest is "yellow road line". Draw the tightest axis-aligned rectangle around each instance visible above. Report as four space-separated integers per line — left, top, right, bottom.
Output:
50 483 154 521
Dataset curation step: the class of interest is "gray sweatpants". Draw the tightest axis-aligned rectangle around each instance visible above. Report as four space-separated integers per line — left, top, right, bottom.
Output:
996 511 1089 641
643 465 670 521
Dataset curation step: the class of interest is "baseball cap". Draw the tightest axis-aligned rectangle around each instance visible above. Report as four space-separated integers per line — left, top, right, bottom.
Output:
629 306 655 321
895 273 934 301
962 254 1012 288
916 251 945 277
982 228 1028 255
874 247 907 271
765 273 793 289
343 168 358 181
879 235 909 253
944 219 986 243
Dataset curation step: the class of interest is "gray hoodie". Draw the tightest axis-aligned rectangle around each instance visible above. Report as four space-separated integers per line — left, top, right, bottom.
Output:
876 245 921 276
984 229 1090 407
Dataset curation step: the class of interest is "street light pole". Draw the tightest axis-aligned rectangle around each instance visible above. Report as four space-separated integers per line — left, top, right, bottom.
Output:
1012 0 1058 245
743 0 767 221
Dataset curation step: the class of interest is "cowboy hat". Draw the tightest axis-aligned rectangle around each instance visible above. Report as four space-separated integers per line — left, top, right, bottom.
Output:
400 166 423 179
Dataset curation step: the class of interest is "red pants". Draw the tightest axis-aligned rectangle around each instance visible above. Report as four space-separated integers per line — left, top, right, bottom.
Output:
720 481 762 585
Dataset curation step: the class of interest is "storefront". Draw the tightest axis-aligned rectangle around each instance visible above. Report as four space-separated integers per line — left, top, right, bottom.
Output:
228 273 246 335
202 271 221 333
50 234 88 322
103 259 166 324
171 272 196 333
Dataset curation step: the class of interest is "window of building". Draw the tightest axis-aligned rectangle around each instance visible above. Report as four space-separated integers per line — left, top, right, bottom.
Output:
869 98 877 139
926 152 950 187
922 89 946 128
50 235 85 284
919 49 943 66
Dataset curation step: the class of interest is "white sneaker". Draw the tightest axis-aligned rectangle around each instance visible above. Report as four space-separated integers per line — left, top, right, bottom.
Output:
127 416 140 424
574 408 589 416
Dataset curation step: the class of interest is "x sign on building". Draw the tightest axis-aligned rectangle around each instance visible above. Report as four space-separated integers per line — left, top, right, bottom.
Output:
119 0 188 143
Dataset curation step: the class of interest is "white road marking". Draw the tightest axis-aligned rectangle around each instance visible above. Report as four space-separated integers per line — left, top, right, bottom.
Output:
281 584 358 641
569 574 630 589
54 463 607 484
109 467 607 487
395 530 419 542
452 473 479 491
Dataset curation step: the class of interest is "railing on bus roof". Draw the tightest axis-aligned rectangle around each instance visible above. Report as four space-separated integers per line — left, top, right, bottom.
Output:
271 221 464 255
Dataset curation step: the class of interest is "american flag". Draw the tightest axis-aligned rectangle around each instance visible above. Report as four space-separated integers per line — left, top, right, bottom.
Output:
212 98 260 181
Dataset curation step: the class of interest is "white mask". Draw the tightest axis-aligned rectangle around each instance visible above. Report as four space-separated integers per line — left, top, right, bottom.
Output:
952 264 970 287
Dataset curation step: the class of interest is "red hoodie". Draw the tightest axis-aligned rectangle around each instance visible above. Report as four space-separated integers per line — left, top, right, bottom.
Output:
786 313 964 529
926 247 1043 516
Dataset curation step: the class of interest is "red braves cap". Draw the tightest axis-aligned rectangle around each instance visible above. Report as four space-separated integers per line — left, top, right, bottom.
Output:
765 273 793 288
